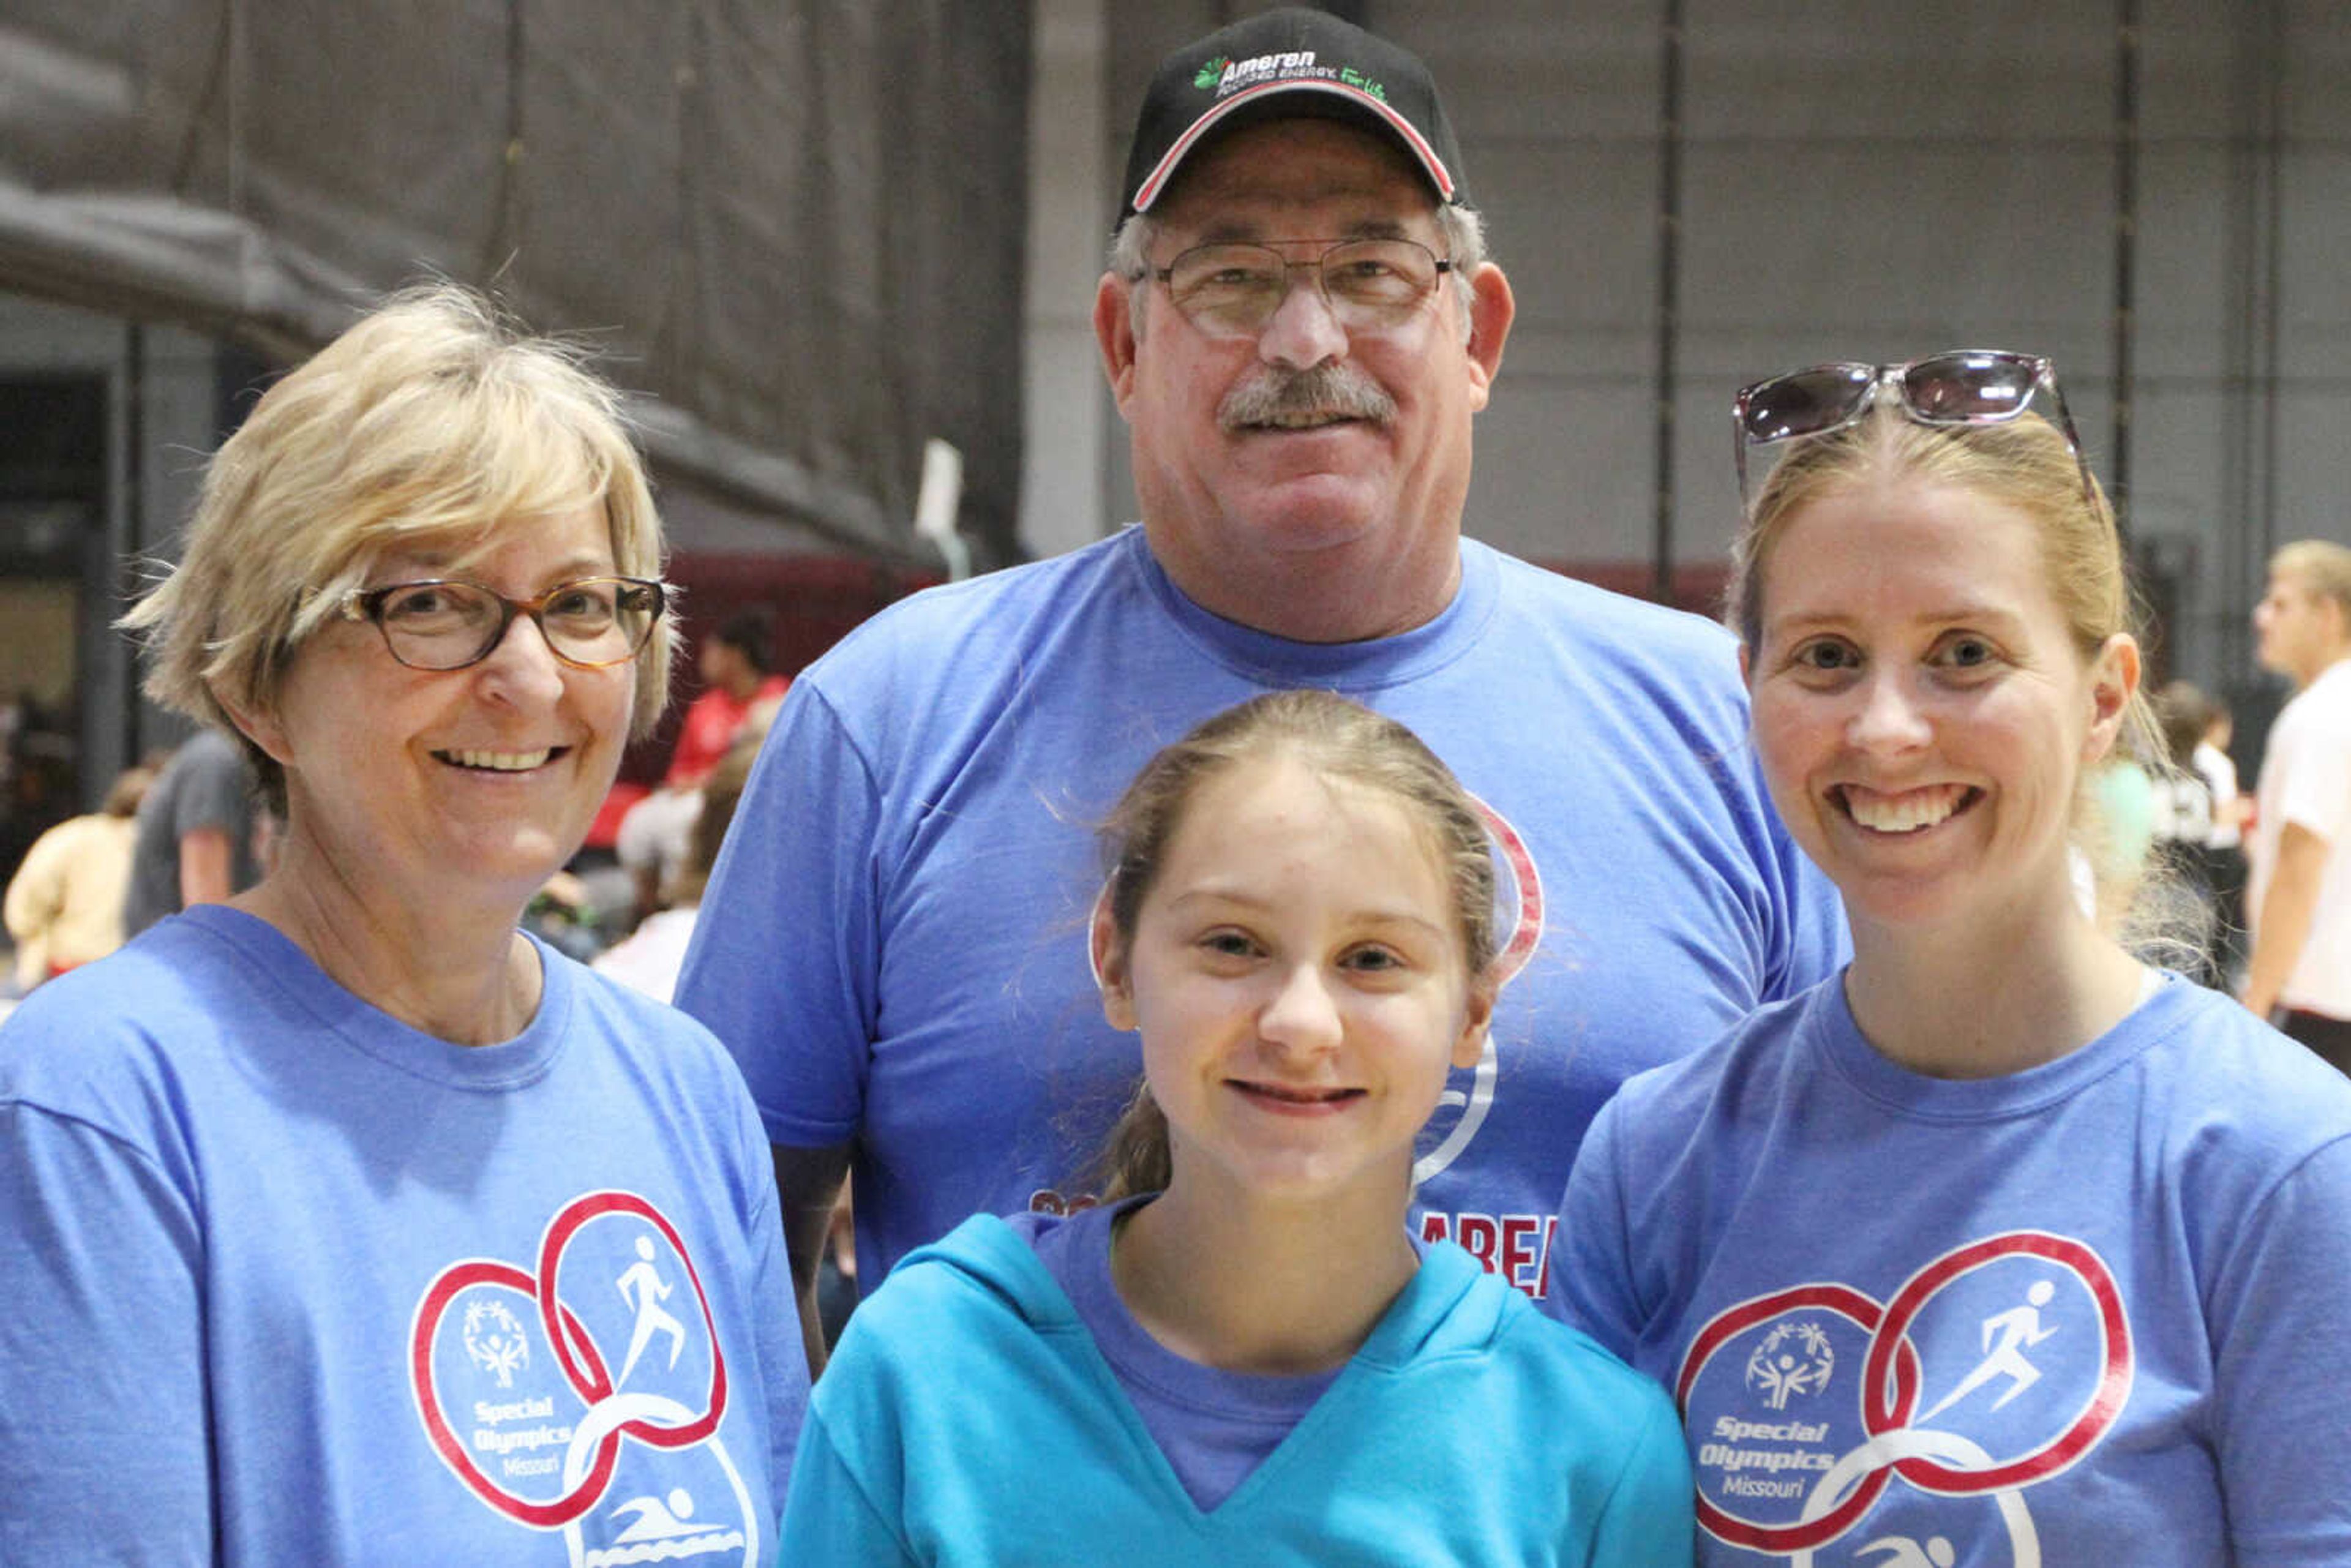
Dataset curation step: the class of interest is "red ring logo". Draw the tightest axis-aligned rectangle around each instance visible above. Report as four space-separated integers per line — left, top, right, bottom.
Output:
408 1190 728 1527
1677 1232 2130 1556
1861 1231 2130 1495
1677 1282 1920 1554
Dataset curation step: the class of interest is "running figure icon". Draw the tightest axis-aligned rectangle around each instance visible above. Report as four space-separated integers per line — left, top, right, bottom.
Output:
616 1234 688 1387
1919 1279 2060 1422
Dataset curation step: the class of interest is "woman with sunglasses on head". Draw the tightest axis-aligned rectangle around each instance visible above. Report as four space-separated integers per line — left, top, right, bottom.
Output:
1554 352 2351 1564
0 287 806 1564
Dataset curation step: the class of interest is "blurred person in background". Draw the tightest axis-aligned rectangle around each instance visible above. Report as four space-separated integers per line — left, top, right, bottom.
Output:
594 710 768 1004
0 716 72 903
2148 678 2242 986
119 722 263 937
4 762 152 991
615 607 789 927
0 284 804 1563
673 607 790 787
2190 690 2246 846
2243 539 2351 1069
2193 691 2250 979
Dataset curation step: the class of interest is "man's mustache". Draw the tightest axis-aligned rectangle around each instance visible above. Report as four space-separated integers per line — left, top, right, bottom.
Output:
1220 363 1397 430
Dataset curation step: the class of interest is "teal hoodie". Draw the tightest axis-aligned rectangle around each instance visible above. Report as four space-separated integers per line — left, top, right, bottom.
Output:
776 1214 1693 1565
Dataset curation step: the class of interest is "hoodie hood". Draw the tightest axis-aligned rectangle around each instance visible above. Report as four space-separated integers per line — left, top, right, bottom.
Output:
904 1211 1512 1367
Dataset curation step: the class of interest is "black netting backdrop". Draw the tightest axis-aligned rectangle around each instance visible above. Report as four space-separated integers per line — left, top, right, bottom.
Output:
0 1 1032 565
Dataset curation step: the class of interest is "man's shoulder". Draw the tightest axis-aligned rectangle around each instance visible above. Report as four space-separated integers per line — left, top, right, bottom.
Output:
780 531 1157 757
809 533 1138 670
2267 668 2351 782
1470 544 1751 737
2294 658 2351 730
1480 543 1738 654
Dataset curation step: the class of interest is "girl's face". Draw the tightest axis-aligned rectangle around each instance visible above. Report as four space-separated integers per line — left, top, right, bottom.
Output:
1744 474 2135 936
1093 752 1493 1209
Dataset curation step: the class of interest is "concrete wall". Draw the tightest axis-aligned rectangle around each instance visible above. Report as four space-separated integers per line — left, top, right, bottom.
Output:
1019 0 1115 561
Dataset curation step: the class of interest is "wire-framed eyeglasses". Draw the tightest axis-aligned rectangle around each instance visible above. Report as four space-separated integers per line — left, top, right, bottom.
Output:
337 575 666 671
1150 237 1454 340
1732 350 2096 512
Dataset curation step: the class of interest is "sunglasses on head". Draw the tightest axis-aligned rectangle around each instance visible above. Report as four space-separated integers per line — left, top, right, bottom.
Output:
1732 350 2094 511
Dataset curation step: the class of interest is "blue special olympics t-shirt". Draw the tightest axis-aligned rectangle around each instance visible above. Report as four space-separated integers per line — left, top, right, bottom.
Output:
0 906 806 1564
679 526 1848 1300
1555 969 2351 1566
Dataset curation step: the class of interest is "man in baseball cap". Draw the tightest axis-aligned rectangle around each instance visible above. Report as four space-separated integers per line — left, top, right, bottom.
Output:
680 6 1843 1373
1093 3 1507 645
1118 5 1471 222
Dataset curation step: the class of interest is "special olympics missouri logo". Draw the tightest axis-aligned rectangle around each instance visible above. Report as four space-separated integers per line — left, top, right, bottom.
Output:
408 1190 758 1566
1678 1232 2132 1567
464 1298 533 1388
1745 1319 1835 1411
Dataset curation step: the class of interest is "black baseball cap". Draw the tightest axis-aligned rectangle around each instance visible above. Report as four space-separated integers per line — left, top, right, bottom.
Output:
1117 7 1470 227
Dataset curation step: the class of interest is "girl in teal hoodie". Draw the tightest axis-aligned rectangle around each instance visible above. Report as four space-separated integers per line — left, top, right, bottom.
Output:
777 691 1692 1564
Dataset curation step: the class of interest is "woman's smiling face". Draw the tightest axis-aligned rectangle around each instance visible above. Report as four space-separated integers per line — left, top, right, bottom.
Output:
242 501 638 917
1745 475 2134 935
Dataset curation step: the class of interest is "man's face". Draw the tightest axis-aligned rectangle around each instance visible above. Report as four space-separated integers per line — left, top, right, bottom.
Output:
2254 571 2347 685
1098 118 1509 634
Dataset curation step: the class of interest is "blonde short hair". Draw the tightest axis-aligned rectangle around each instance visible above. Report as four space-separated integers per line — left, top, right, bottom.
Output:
124 283 675 771
2270 539 2351 620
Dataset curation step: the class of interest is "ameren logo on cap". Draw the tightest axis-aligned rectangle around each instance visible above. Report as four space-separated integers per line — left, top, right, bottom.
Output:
1194 51 1390 103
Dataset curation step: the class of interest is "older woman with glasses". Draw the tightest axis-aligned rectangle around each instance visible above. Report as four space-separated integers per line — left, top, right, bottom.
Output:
1555 352 2351 1564
0 287 805 1564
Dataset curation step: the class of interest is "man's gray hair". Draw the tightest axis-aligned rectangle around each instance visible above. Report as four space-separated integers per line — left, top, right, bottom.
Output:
1108 202 1490 343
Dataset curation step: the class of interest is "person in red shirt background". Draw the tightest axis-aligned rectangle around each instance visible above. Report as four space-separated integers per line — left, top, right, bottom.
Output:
670 609 792 789
618 608 788 923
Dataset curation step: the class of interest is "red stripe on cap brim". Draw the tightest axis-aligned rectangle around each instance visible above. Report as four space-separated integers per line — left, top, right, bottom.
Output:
1132 80 1457 213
